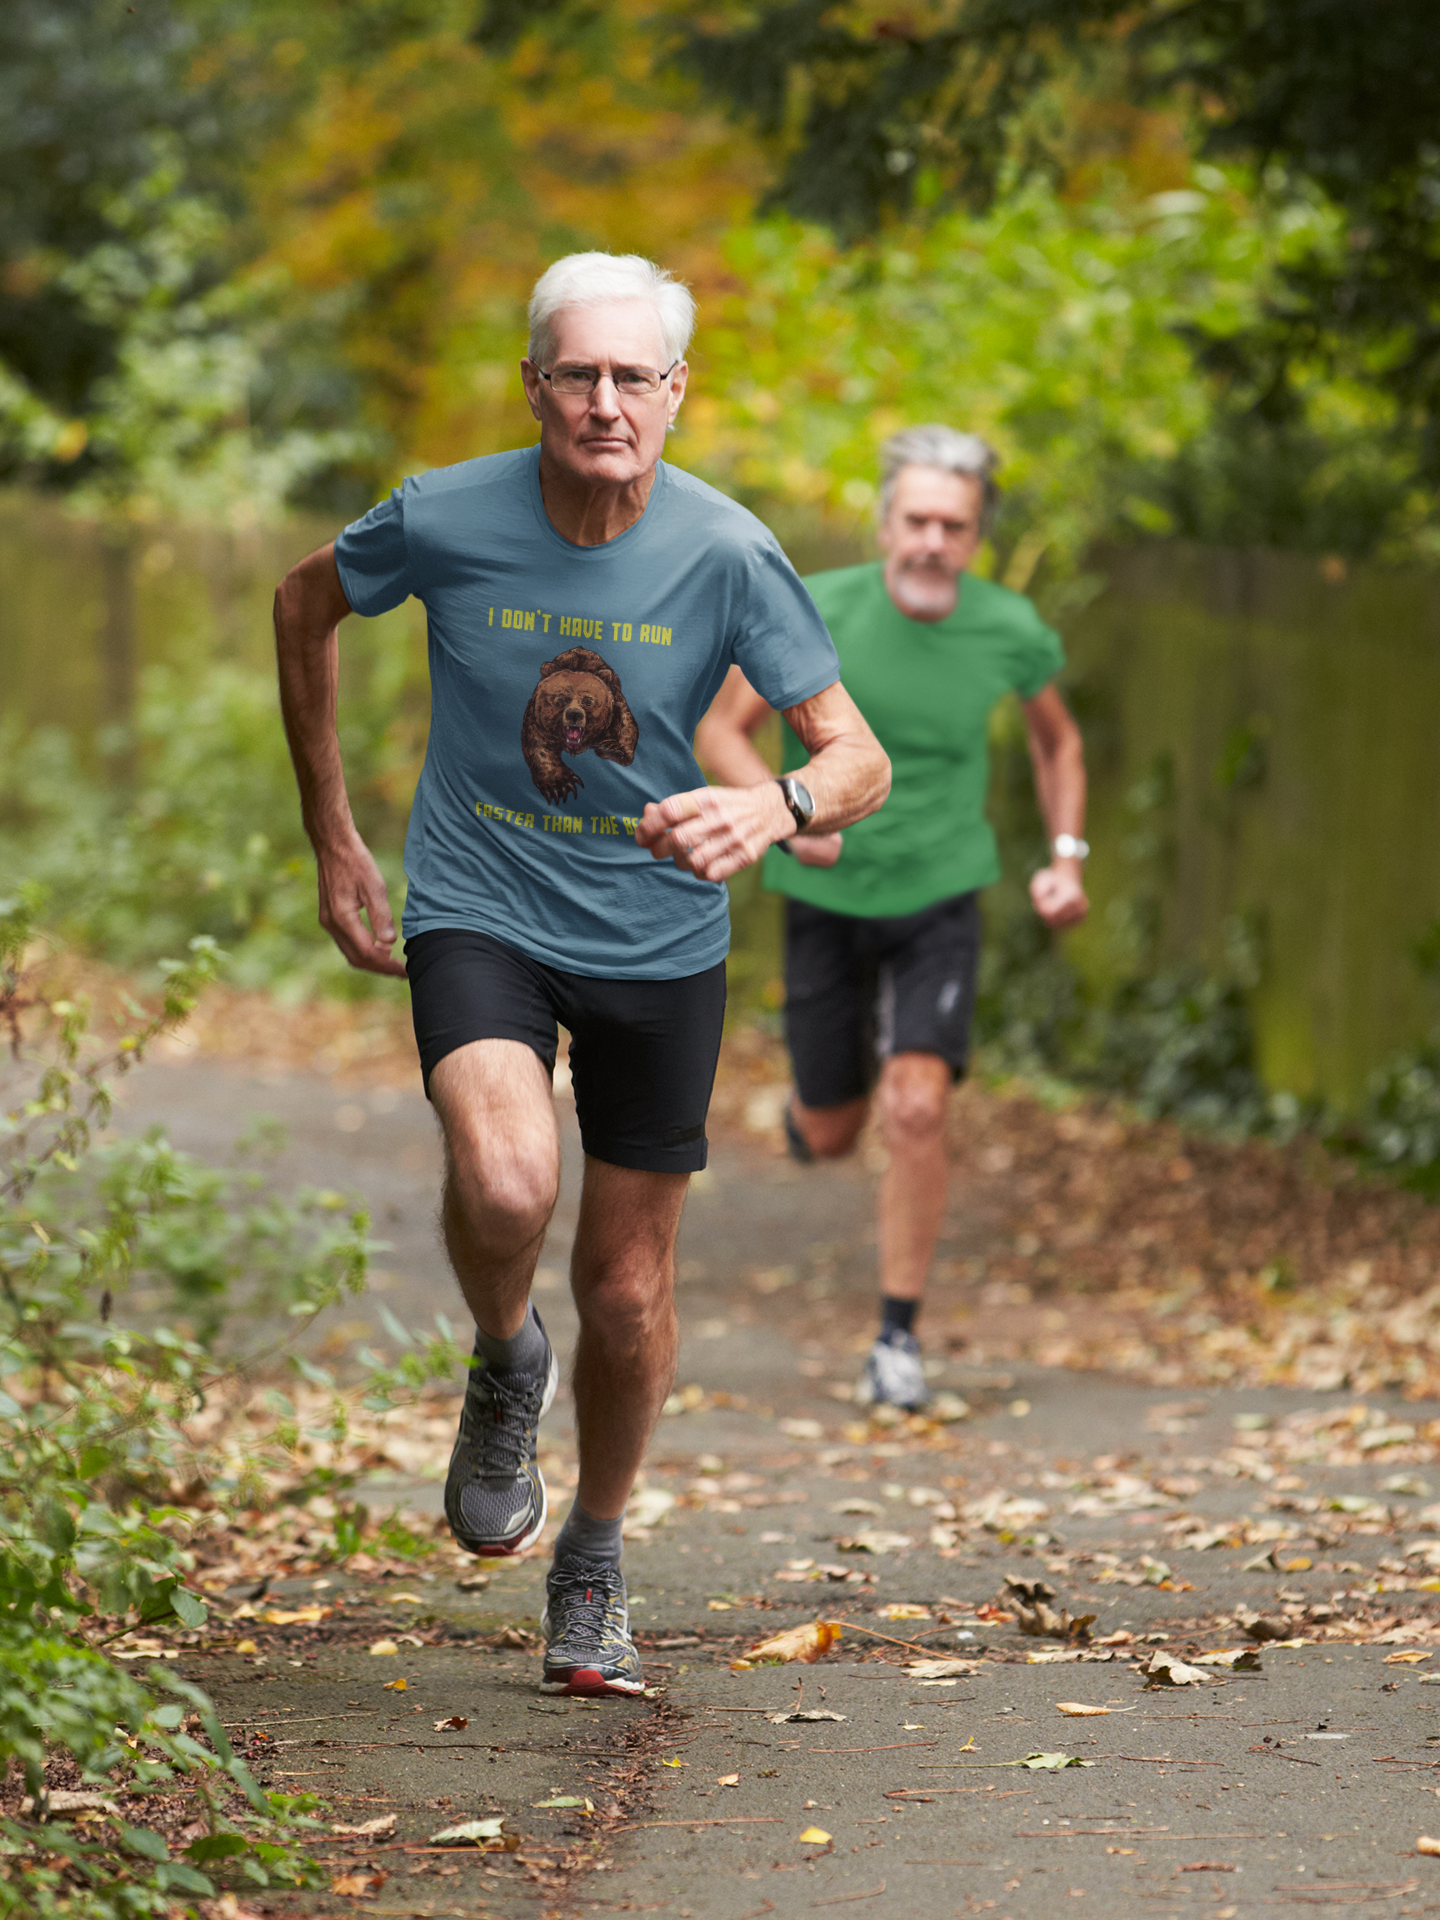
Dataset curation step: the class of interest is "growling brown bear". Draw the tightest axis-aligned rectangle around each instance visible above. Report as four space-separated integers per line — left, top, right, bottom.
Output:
520 646 639 806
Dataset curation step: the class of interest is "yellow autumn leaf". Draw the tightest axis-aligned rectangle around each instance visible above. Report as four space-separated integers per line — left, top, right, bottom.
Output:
261 1604 331 1626
738 1620 843 1667
383 1677 407 1691
799 1827 832 1846
877 1603 931 1621
1056 1702 1112 1716
234 1639 258 1655
369 1639 399 1656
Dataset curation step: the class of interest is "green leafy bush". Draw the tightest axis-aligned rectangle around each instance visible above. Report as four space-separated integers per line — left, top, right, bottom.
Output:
0 890 392 1911
1358 1035 1440 1197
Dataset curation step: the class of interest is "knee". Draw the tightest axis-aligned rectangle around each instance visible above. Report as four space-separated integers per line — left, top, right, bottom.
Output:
445 1134 556 1252
796 1099 866 1159
877 1070 948 1146
577 1264 674 1345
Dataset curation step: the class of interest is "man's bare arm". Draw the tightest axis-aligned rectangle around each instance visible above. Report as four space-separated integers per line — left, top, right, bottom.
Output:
692 666 845 868
1021 682 1089 930
274 543 407 977
638 677 890 883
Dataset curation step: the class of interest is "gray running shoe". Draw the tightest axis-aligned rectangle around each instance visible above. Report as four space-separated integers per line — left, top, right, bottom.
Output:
855 1330 929 1411
783 1101 816 1165
540 1556 645 1696
443 1320 558 1557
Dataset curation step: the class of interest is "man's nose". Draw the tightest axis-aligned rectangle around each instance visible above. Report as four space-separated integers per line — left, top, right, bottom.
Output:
587 375 623 418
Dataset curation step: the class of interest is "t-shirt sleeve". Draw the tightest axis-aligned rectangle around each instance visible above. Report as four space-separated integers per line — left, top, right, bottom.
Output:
729 535 841 711
1013 599 1066 699
333 486 413 617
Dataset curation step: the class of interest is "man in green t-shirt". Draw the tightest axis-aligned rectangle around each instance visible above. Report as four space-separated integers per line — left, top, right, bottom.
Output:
697 425 1089 1409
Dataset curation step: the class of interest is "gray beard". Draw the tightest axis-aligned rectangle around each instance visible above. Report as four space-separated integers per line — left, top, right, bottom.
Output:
890 566 958 620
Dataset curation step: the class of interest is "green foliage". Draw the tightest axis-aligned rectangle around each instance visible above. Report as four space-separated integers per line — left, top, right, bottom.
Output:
0 655 415 994
1357 1036 1440 1198
680 0 1440 485
0 895 390 1909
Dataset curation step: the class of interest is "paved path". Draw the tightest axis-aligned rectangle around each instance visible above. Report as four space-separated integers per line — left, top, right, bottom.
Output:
111 1060 1440 1918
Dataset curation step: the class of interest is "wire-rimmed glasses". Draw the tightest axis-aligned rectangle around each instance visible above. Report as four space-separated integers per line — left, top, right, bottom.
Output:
538 361 679 397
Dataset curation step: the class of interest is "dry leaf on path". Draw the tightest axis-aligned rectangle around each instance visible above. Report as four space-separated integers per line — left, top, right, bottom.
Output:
878 1603 931 1621
332 1815 397 1837
429 1816 516 1850
1004 1577 1095 1643
1386 1650 1434 1665
1194 1649 1263 1671
1056 1702 1116 1717
1022 1752 1094 1769
19 1790 118 1814
733 1619 842 1669
330 1869 386 1896
769 1707 847 1725
718 1773 740 1787
433 1715 469 1731
1141 1652 1212 1688
456 1571 490 1592
905 1657 981 1679
368 1639 399 1656
836 1531 913 1555
1417 1836 1440 1856
234 1638 258 1655
261 1605 331 1626
382 1678 407 1691
798 1827 833 1846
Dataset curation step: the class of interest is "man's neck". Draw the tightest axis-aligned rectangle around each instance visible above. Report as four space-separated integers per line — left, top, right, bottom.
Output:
538 452 657 548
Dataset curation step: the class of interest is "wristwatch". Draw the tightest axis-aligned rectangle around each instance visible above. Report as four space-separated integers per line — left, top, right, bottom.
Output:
776 775 816 835
1052 833 1090 861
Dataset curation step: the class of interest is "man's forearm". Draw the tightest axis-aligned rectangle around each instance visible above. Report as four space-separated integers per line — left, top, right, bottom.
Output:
1032 737 1086 842
792 730 891 837
274 551 357 851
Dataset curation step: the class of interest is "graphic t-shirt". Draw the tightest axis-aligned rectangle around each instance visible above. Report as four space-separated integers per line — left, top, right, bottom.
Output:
334 446 840 978
766 561 1064 919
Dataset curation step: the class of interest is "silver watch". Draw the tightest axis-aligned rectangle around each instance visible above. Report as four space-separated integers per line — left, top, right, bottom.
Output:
1052 833 1089 861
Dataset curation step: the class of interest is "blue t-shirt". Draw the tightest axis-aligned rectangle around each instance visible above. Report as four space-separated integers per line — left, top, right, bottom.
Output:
334 446 840 979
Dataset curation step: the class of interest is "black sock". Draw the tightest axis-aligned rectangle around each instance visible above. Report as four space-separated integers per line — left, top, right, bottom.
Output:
881 1296 918 1339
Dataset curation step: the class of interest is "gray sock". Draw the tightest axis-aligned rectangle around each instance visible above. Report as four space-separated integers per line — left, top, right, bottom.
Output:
553 1501 624 1567
474 1304 548 1376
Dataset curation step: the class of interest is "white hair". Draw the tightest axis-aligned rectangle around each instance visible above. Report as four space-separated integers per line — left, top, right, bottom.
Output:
527 252 696 368
878 425 1002 533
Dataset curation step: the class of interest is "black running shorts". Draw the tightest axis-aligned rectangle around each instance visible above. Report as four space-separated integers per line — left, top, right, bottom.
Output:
405 927 726 1175
783 892 981 1110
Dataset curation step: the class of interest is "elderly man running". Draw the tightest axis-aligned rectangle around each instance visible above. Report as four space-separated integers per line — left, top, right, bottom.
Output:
698 426 1087 1411
274 253 888 1696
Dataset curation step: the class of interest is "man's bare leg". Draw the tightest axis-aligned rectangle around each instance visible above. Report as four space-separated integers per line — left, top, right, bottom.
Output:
430 1038 561 1336
432 1039 563 1557
566 1160 689 1518
875 1051 951 1302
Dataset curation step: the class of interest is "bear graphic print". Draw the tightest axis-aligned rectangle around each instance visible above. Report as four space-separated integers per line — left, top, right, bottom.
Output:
520 645 639 806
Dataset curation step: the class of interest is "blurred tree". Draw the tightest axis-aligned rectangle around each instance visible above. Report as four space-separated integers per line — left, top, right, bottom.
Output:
676 0 1440 476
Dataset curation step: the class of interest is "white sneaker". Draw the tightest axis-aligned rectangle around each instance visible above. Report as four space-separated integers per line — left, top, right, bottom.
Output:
856 1331 929 1411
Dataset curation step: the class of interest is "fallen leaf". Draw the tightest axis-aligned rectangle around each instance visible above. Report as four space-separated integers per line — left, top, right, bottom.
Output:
779 1418 824 1440
660 1758 688 1768
261 1604 331 1626
1417 1836 1440 1857
736 1620 843 1668
798 1827 833 1846
390 1591 425 1604
1021 1752 1094 1770
708 1599 734 1611
430 1816 511 1847
769 1707 848 1725
532 1795 592 1810
433 1715 469 1731
1193 1649 1263 1672
234 1638 258 1655
1056 1702 1113 1717
456 1571 491 1592
1141 1652 1212 1688
836 1530 913 1555
382 1678 407 1691
717 1773 740 1787
330 1869 386 1897
1179 1862 1237 1873
832 1497 885 1516
19 1790 118 1814
368 1639 399 1656
1386 1650 1434 1665
904 1657 981 1679
877 1603 931 1621
331 1815 397 1837
1004 1577 1094 1643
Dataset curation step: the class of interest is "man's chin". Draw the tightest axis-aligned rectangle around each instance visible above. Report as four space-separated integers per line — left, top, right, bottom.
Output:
892 576 959 620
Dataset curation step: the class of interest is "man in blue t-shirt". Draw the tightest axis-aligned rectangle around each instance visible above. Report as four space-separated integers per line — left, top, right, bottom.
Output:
273 251 889 1697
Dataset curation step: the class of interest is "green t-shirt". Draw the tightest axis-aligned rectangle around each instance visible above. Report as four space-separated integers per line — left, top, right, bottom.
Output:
765 561 1064 918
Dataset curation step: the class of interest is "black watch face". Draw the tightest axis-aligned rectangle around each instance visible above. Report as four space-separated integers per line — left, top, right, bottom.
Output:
784 778 814 827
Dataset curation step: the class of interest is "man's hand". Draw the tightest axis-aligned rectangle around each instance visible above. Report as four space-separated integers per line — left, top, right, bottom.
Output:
1029 859 1089 930
790 831 843 868
316 831 407 975
636 781 795 882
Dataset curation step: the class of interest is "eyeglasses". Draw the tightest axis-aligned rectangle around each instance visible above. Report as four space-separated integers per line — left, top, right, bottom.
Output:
538 361 679 397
